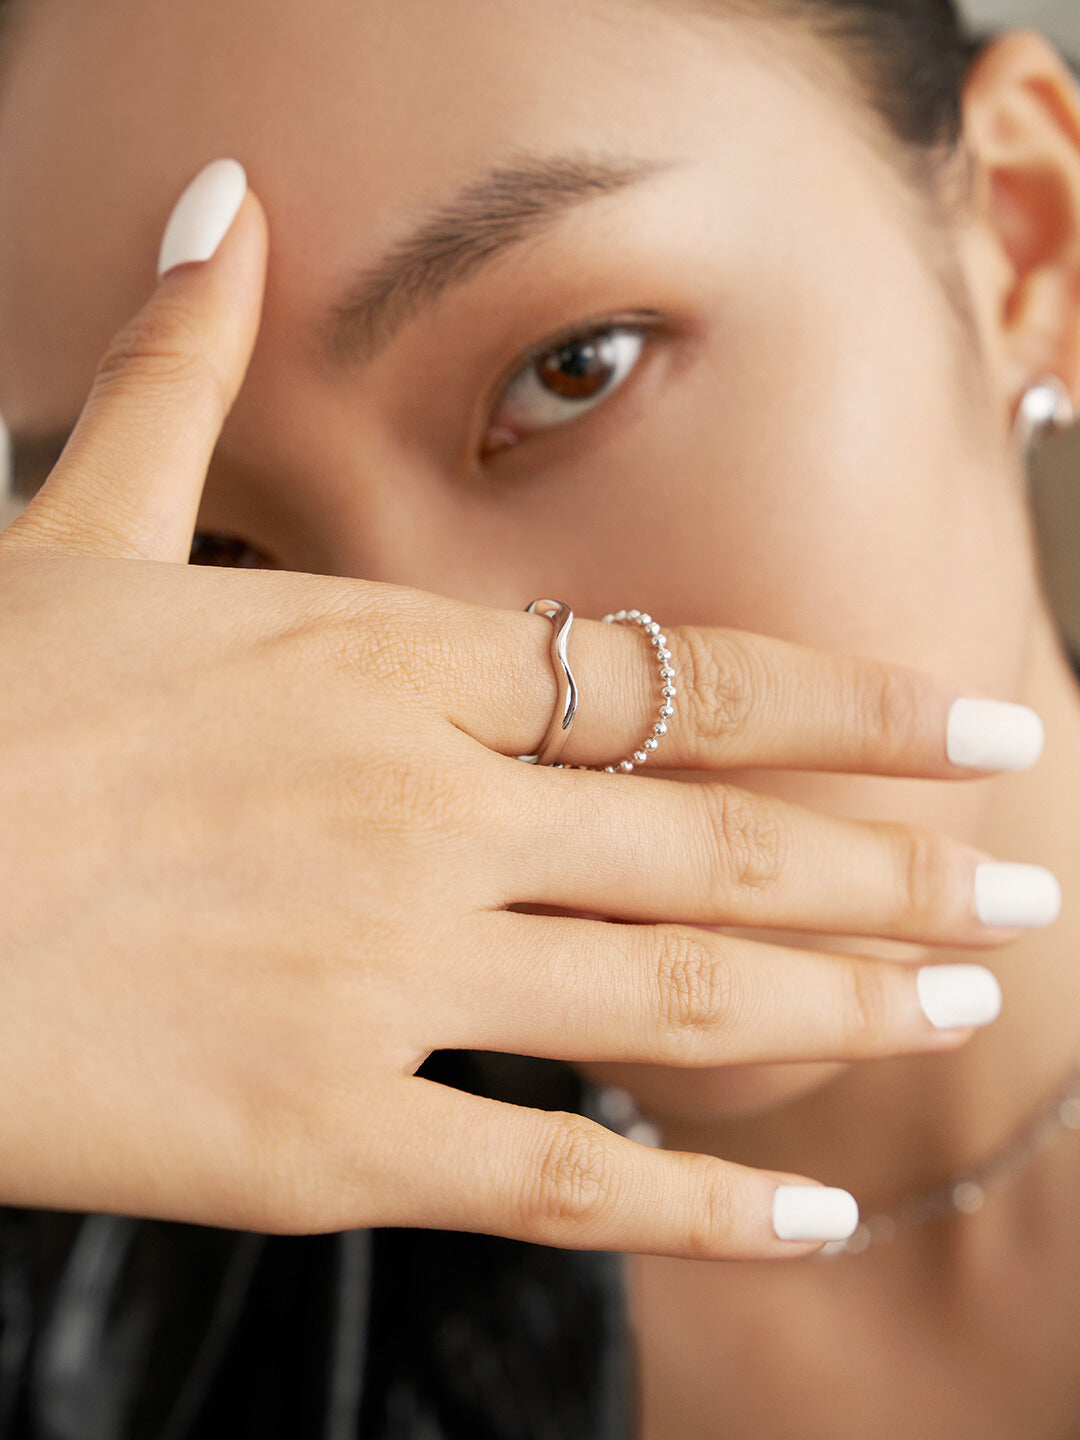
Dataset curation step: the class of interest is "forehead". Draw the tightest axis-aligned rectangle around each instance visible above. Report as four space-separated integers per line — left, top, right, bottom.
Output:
0 0 860 427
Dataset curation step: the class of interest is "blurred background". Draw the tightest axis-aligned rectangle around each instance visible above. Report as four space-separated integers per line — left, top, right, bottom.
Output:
963 0 1079 54
2 0 1080 650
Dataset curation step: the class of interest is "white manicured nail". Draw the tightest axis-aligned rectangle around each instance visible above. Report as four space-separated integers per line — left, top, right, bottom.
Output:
974 863 1062 928
946 699 1044 771
916 964 1002 1030
157 159 248 278
772 1186 859 1243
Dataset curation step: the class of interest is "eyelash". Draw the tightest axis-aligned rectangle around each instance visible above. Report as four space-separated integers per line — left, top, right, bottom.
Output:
481 315 660 457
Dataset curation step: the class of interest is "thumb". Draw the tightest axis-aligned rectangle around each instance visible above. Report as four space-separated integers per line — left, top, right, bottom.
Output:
4 158 268 561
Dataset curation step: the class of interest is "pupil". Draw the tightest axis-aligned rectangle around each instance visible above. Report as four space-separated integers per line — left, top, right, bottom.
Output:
537 336 616 400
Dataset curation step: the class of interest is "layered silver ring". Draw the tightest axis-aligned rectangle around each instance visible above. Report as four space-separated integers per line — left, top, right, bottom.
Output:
516 598 677 772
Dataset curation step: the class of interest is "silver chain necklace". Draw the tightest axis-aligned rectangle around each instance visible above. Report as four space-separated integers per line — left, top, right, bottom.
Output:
821 1056 1080 1256
595 1059 1080 1258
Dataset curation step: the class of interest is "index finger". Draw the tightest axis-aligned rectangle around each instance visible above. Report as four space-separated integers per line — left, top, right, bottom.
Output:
445 609 1043 778
4 160 267 563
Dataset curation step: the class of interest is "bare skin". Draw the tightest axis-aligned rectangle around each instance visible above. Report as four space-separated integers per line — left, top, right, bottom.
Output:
9 216 1002 1253
2 0 1080 1434
630 627 1080 1439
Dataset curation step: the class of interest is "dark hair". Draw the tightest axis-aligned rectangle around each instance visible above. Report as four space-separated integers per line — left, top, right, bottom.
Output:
662 0 985 183
789 0 982 153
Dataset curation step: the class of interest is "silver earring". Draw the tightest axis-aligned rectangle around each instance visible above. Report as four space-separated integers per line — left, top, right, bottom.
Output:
1015 375 1076 457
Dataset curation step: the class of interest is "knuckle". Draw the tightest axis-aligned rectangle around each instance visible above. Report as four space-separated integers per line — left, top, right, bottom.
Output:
385 752 469 833
527 1115 615 1226
684 1155 742 1258
860 664 921 755
232 1069 391 1236
246 1151 361 1237
654 930 737 1039
700 786 784 895
95 305 229 413
670 629 758 745
894 826 948 931
840 960 887 1044
237 1161 324 1236
342 745 474 845
315 598 456 695
214 1116 331 1237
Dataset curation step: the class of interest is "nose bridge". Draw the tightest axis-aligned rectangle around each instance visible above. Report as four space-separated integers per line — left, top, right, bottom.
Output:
219 334 560 607
209 403 525 606
332 481 538 611
218 279 546 602
321 473 576 615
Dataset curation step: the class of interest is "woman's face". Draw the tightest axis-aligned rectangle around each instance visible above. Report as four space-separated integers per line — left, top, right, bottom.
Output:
0 0 1041 1121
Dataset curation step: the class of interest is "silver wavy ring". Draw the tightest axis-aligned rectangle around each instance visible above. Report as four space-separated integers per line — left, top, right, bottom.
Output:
516 599 578 766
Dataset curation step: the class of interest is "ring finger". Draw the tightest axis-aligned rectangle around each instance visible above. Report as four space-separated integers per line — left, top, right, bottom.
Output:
428 912 1002 1064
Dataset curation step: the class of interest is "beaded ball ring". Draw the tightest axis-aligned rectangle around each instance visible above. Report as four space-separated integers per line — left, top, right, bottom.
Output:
596 609 677 773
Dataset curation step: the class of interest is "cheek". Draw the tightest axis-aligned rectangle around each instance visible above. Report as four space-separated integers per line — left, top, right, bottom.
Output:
657 289 1021 721
607 259 1024 689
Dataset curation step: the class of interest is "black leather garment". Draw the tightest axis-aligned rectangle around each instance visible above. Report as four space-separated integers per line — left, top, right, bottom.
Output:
0 1053 634 1439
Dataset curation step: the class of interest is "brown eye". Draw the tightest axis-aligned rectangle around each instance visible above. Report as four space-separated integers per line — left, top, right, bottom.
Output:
536 335 621 400
485 325 649 451
189 532 275 568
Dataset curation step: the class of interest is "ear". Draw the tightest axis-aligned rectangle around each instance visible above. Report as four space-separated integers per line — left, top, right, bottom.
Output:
959 30 1080 419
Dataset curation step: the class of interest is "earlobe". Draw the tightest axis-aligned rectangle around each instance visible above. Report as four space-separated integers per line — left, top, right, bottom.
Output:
961 30 1080 415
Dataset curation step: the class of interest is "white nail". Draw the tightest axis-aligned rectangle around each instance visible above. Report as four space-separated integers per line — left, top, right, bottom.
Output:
772 1186 859 1243
946 699 1044 772
916 964 1002 1030
157 158 248 278
974 863 1062 928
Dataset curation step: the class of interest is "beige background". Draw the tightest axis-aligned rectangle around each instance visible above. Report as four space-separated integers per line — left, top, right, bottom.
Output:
1030 429 1080 655
2 3 1080 646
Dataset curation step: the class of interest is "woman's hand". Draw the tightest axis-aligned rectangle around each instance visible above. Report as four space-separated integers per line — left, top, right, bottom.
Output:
0 163 1056 1259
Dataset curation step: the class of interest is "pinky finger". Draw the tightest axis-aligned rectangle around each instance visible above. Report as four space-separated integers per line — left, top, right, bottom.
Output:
370 1081 858 1260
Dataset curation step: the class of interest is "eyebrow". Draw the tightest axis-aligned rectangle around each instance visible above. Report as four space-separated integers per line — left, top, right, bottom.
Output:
327 152 677 365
